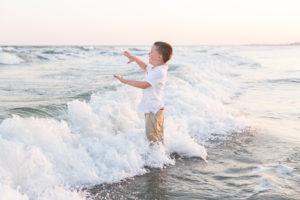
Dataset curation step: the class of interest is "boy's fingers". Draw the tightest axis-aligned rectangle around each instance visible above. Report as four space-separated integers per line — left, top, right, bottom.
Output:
124 51 132 58
113 75 123 81
124 51 129 56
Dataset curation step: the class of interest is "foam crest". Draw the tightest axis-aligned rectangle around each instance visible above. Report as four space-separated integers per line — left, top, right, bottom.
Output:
68 100 106 138
164 61 249 144
0 102 177 199
0 183 29 200
0 52 24 65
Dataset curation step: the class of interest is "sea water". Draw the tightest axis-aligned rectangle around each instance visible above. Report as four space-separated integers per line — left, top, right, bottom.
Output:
0 45 299 199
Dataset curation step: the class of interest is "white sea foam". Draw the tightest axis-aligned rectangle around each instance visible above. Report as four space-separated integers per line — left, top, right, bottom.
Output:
3 47 15 52
0 52 23 65
0 83 244 199
0 81 238 198
0 110 175 199
0 46 253 199
0 183 29 200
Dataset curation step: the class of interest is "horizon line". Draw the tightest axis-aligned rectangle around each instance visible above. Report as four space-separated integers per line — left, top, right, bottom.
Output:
0 42 299 47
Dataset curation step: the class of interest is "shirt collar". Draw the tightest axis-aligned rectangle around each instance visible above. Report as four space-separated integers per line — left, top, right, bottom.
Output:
150 64 168 70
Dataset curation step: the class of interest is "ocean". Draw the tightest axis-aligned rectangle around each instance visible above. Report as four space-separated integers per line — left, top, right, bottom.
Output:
0 45 299 199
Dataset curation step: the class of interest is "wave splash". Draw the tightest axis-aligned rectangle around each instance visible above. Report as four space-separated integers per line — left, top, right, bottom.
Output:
0 46 254 199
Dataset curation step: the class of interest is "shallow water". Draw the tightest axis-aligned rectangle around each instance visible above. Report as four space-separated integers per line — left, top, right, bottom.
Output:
0 45 299 199
87 132 300 199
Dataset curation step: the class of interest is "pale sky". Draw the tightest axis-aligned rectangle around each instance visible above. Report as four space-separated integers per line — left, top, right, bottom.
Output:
0 0 300 45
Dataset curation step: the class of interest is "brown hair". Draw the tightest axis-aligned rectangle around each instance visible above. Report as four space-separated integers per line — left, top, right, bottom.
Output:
154 41 173 63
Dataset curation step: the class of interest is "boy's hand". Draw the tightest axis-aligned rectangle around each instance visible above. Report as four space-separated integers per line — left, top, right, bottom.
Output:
124 51 135 64
113 75 126 84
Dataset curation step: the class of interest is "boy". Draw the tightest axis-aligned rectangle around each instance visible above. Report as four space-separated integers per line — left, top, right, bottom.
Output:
113 41 172 144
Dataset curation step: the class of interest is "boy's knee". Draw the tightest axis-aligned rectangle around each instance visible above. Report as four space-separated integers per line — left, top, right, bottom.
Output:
147 131 163 143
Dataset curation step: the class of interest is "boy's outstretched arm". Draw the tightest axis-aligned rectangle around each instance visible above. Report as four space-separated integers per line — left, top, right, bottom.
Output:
113 75 150 89
124 51 147 71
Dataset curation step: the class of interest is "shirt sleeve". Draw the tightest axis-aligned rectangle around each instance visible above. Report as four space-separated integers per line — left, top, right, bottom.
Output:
146 69 167 86
146 64 152 72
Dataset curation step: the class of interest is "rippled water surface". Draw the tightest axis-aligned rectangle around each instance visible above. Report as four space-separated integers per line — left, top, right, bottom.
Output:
0 45 299 199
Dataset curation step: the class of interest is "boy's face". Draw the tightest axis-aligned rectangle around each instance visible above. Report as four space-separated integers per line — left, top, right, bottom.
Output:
149 45 163 65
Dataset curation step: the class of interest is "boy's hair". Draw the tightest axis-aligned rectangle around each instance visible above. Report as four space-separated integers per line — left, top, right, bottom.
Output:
154 41 173 63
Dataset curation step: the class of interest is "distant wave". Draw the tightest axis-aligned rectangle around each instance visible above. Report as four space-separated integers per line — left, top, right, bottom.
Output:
0 46 131 65
42 50 64 54
266 78 300 84
0 52 24 64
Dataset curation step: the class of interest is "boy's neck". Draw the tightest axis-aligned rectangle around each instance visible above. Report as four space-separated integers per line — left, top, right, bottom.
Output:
152 62 166 67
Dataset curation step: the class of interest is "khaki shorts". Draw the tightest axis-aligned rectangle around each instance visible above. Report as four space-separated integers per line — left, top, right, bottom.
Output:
144 109 164 143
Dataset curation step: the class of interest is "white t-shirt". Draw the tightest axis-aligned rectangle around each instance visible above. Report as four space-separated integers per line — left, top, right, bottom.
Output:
138 64 168 113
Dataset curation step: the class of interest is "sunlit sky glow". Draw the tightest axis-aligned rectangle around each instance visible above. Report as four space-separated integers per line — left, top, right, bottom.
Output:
0 0 300 45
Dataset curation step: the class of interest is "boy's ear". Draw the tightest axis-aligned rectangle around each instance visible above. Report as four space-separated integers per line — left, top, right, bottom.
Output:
159 54 163 60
